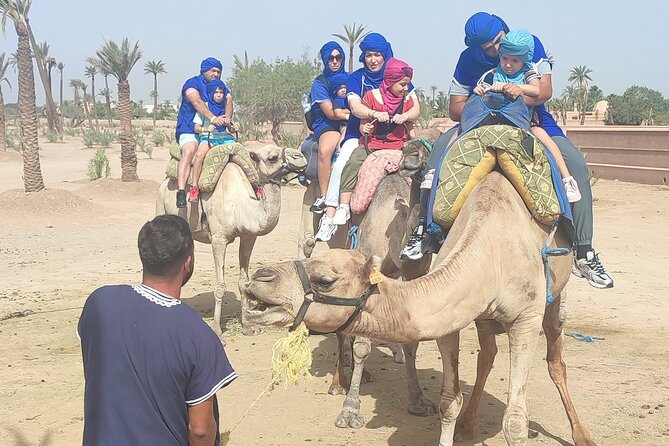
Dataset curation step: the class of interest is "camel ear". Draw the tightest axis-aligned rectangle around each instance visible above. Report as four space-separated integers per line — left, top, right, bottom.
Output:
362 255 383 282
249 151 260 162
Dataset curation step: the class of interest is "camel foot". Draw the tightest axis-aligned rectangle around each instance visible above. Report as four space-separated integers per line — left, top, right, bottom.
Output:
388 343 405 364
335 406 365 429
361 369 375 384
573 433 598 446
241 324 263 336
454 418 475 442
328 383 348 396
408 396 438 417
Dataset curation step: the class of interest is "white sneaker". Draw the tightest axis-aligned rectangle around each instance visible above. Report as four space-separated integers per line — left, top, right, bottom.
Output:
315 216 338 242
562 176 581 203
332 204 351 225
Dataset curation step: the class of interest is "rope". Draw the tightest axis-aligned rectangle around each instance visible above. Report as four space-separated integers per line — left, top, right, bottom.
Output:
565 332 605 343
348 225 359 249
541 223 569 304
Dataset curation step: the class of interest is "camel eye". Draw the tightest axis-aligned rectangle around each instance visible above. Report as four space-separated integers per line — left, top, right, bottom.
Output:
267 155 279 163
314 277 336 289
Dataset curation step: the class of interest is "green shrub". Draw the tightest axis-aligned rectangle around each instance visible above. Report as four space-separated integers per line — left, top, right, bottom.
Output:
279 130 302 149
82 131 97 148
98 130 114 148
141 125 153 133
152 131 167 147
87 148 111 180
46 129 59 143
137 138 153 159
6 132 20 152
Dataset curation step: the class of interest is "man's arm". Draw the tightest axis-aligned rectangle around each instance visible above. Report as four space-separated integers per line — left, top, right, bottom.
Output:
188 397 217 446
448 95 468 122
318 101 348 120
524 74 553 107
186 90 225 127
223 94 233 125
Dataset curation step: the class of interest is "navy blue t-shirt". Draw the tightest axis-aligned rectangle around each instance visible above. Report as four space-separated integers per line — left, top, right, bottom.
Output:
449 35 564 137
78 284 236 446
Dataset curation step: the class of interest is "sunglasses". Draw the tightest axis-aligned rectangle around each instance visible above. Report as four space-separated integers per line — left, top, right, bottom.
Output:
328 54 343 62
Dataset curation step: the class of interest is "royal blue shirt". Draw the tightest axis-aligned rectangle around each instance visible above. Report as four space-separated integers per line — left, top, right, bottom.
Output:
78 284 236 446
175 75 208 141
310 76 338 137
449 35 564 137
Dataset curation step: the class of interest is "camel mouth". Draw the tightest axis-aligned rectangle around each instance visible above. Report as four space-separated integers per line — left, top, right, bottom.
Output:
244 286 283 315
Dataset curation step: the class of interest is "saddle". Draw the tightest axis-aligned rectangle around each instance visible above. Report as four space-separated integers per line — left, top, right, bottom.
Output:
350 149 409 215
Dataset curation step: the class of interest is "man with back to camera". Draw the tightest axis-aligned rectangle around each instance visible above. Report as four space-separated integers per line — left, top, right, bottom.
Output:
78 215 236 445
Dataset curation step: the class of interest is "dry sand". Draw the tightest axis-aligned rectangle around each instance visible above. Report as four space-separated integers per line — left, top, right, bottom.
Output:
0 135 668 445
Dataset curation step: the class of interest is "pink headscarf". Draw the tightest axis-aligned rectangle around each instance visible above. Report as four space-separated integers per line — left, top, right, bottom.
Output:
379 58 413 113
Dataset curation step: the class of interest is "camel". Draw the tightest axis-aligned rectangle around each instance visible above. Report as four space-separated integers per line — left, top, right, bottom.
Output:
156 144 307 336
294 138 435 428
243 171 596 446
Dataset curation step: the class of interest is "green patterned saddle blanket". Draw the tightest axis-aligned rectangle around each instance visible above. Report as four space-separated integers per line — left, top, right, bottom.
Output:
165 142 259 192
432 125 561 229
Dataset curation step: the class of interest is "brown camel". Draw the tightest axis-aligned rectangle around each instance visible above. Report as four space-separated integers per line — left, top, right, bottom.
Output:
156 144 307 336
244 171 596 446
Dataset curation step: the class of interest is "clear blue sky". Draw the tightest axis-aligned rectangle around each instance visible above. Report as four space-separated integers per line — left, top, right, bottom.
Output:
1 0 666 105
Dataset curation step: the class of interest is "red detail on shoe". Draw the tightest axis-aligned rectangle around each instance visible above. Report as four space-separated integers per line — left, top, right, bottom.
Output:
188 186 200 202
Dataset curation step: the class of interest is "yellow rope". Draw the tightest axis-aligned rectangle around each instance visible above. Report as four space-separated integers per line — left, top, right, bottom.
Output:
221 320 313 445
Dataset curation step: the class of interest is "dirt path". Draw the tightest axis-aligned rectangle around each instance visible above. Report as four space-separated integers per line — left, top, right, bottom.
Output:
0 138 668 445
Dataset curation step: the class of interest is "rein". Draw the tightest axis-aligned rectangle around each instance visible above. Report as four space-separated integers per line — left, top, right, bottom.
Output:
289 260 377 334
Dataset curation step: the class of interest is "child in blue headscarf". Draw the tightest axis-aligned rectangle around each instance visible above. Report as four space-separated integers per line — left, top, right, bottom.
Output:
473 29 581 203
329 71 350 148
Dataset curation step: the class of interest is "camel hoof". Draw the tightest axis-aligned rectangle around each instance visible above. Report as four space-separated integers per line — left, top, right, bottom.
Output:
393 350 405 364
328 384 348 396
242 325 263 336
408 397 438 417
335 407 365 429
454 419 475 441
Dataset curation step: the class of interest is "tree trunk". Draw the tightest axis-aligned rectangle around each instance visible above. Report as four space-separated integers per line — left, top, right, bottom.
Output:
91 76 99 130
0 87 6 151
152 73 158 130
117 79 138 181
82 89 93 129
348 46 354 74
25 18 62 136
15 20 45 192
59 70 63 110
271 120 281 145
579 90 588 125
104 75 112 127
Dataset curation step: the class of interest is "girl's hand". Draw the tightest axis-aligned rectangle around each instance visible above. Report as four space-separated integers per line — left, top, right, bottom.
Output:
491 82 506 92
206 125 216 132
473 85 486 96
392 113 407 125
374 111 390 123
361 122 374 135
501 83 523 100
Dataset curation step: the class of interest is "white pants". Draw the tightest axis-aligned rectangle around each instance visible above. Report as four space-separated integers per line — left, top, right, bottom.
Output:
324 138 359 207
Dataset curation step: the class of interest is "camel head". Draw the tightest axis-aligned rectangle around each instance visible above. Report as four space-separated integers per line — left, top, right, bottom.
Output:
399 130 440 180
248 144 307 184
243 249 381 333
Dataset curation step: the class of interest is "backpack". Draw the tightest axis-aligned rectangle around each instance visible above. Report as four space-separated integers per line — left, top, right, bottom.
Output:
304 74 329 132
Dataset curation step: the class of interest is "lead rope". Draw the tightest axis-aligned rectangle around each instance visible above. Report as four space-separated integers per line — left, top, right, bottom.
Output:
541 222 570 304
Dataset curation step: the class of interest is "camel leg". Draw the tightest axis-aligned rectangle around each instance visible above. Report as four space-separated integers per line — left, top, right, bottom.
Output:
404 342 438 416
436 332 463 446
502 313 543 446
328 333 350 395
543 294 597 446
238 234 261 336
211 233 230 338
455 325 499 441
335 336 370 429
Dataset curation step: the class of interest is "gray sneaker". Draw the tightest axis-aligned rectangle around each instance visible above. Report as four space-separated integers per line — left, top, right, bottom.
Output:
400 225 425 260
315 216 338 242
572 251 614 289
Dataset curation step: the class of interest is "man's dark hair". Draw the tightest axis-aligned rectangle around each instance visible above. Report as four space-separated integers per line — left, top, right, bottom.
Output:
138 215 194 276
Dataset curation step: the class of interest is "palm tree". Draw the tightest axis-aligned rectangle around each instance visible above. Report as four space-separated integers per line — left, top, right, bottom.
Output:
143 60 166 130
80 81 93 129
57 61 64 109
69 78 82 106
430 85 438 104
568 65 593 125
332 23 369 73
95 38 142 182
85 64 99 129
0 53 11 151
95 64 114 126
26 36 62 134
0 0 45 192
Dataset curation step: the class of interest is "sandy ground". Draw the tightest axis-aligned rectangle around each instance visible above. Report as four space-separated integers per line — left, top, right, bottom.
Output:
0 135 668 446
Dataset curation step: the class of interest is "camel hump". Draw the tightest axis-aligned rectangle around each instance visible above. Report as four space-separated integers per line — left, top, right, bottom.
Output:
351 149 407 215
165 141 260 192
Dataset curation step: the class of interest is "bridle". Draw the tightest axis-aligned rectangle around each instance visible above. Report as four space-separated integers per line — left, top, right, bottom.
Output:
260 147 304 186
289 260 377 334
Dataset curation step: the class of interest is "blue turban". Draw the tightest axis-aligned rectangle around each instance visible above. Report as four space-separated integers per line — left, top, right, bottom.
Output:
358 33 394 87
328 72 349 97
319 41 346 85
464 12 509 48
499 29 535 67
200 57 223 74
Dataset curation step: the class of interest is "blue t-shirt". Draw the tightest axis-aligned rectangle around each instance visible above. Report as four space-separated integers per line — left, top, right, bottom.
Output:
449 35 564 137
175 75 208 141
78 284 237 446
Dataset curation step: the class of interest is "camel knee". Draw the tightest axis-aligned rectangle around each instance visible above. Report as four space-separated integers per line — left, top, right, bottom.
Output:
352 339 371 364
546 358 567 384
502 405 529 445
439 392 463 424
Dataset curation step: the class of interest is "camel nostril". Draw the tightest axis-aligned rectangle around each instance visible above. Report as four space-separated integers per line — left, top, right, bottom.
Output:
252 268 277 282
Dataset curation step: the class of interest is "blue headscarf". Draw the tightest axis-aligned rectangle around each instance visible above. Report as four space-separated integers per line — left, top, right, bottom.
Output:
205 79 227 119
328 72 349 97
319 41 346 84
493 29 535 84
464 12 510 65
358 33 394 87
200 57 223 74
